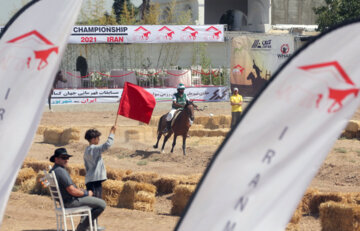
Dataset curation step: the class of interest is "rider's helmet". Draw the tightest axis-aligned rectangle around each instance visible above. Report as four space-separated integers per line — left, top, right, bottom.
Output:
177 83 185 90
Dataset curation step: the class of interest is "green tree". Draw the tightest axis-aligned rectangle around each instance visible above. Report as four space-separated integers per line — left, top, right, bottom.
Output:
119 1 136 25
314 0 360 32
77 0 107 25
113 0 137 23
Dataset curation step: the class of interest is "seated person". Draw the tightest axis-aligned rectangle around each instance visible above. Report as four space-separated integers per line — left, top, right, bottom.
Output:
49 148 106 231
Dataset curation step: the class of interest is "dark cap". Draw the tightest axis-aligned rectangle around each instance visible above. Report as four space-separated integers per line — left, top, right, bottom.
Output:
50 148 73 162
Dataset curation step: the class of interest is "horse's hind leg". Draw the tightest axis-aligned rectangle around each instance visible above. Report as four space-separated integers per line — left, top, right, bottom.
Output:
171 135 178 153
153 133 162 149
182 136 187 156
161 135 170 153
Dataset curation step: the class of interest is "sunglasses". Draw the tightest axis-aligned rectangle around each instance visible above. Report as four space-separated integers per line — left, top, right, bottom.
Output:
59 156 70 160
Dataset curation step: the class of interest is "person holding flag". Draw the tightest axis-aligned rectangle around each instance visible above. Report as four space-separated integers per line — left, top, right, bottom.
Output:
83 126 116 230
162 83 193 134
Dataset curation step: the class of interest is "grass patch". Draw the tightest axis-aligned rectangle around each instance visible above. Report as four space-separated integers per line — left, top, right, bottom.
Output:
116 154 126 159
137 160 147 166
150 157 160 162
334 147 347 153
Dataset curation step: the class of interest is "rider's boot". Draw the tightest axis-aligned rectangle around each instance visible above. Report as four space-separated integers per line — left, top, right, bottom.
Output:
162 121 172 134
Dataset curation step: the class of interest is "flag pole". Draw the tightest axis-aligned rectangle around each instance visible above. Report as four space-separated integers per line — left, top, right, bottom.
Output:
114 114 119 126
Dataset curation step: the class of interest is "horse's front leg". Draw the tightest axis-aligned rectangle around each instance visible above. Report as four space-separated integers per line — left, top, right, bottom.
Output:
153 132 162 149
182 135 187 155
161 134 171 153
171 135 178 153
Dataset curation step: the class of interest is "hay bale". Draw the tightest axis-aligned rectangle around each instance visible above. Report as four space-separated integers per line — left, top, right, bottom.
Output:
125 130 140 142
204 117 219 129
71 175 86 190
309 192 344 215
320 201 360 231
285 223 300 231
177 174 201 186
43 127 64 144
60 128 80 144
18 176 37 194
122 172 159 184
171 185 196 216
341 131 356 139
107 168 130 181
345 120 360 133
343 192 360 204
133 201 154 212
153 176 179 194
36 125 47 135
66 164 86 176
22 160 50 173
15 167 36 185
102 180 124 207
118 181 156 212
300 188 320 214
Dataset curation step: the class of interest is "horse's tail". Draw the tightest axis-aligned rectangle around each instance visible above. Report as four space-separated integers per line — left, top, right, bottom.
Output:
157 115 166 134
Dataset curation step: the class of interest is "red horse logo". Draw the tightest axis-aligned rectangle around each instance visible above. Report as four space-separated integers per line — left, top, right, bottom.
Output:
6 30 58 71
182 26 198 40
299 61 359 113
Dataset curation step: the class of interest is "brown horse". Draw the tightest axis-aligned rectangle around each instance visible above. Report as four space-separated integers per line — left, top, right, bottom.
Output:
153 101 196 155
48 70 67 110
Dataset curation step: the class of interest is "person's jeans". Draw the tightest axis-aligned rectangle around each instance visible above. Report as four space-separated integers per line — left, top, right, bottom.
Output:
66 196 106 231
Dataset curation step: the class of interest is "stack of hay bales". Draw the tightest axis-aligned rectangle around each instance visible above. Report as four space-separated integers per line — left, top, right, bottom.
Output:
118 181 156 212
171 184 196 216
43 126 80 145
15 167 36 185
320 201 360 231
102 180 124 207
71 175 86 190
342 120 360 139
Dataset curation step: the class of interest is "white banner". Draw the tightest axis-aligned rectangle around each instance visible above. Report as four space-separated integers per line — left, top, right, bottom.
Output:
50 86 229 105
176 21 360 230
2 25 224 44
0 0 82 225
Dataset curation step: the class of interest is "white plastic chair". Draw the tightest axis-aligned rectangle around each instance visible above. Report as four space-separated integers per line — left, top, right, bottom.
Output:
44 170 95 231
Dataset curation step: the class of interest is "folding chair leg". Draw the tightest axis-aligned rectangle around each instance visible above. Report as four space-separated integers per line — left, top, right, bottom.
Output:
63 215 68 231
93 219 97 231
70 216 75 231
56 214 60 231
88 211 93 231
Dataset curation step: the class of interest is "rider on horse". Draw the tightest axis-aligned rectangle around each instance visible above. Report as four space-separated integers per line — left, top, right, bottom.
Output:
162 83 190 134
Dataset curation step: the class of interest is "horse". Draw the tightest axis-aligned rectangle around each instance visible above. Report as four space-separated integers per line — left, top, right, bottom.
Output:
48 70 67 110
153 101 196 155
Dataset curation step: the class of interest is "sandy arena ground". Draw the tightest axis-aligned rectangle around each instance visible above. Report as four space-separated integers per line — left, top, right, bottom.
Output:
2 101 360 231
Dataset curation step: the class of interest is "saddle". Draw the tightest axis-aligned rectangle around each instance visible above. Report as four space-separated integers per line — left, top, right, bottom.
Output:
170 109 182 126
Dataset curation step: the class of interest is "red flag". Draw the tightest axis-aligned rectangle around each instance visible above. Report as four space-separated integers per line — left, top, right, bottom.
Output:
118 82 156 124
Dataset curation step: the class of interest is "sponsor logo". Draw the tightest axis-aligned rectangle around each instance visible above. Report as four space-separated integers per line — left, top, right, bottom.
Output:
182 26 198 40
205 26 222 40
133 26 151 41
0 30 58 71
232 64 245 74
277 61 359 113
251 39 272 49
158 26 175 41
278 44 291 59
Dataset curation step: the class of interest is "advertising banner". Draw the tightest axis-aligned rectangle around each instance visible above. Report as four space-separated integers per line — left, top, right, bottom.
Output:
231 34 294 97
50 86 229 105
2 25 224 44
